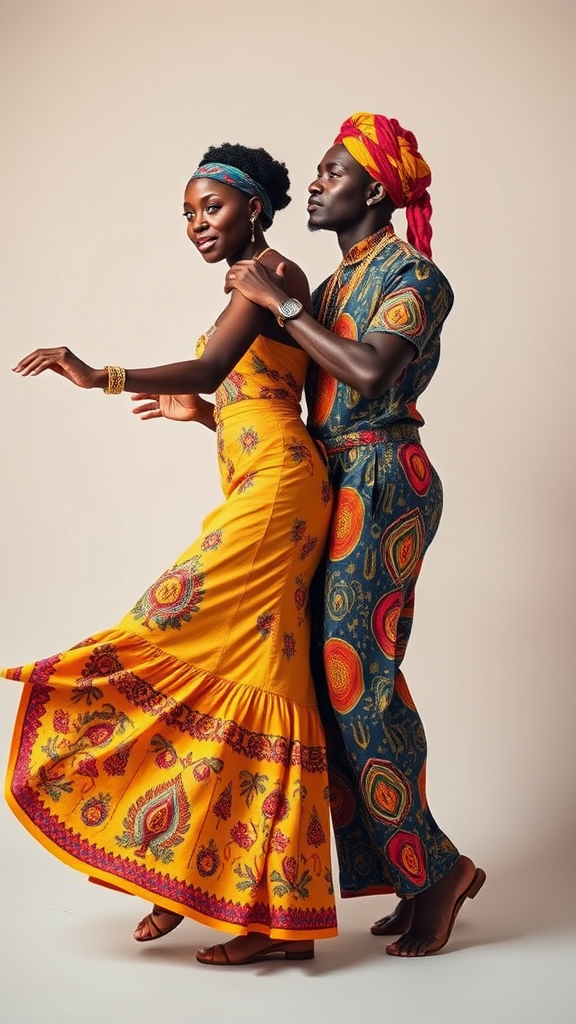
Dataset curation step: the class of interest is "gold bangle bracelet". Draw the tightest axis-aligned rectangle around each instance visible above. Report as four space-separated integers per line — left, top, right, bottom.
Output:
103 365 126 395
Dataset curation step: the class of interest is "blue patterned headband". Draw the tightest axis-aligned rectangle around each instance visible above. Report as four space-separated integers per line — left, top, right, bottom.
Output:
189 162 274 223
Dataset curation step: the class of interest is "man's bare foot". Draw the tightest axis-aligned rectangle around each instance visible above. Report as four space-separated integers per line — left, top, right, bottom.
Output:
385 856 486 957
370 897 413 935
196 933 314 965
133 904 184 942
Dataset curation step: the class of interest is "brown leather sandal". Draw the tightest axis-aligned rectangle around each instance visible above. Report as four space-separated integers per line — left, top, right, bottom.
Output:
134 904 184 943
421 867 486 954
386 866 487 957
196 939 315 966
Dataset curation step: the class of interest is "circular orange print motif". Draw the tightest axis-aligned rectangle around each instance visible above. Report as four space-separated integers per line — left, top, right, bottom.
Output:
324 637 365 714
333 313 357 339
360 759 412 826
386 830 427 886
311 368 337 427
398 442 432 496
329 488 365 561
371 590 403 658
417 761 428 811
131 556 205 630
395 670 416 710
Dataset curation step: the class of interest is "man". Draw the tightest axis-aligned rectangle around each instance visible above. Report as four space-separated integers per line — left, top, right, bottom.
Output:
226 112 485 956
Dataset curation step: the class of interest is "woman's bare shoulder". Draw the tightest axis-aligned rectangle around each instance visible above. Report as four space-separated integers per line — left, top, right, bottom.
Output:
258 249 311 306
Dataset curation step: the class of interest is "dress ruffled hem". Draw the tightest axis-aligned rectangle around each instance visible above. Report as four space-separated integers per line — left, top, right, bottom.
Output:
3 628 338 939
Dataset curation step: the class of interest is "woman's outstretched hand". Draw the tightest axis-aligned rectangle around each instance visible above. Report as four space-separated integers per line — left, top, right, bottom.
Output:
131 392 216 427
224 260 287 309
12 347 99 389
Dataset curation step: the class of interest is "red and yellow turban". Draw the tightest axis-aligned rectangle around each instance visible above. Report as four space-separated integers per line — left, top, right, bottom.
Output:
334 112 433 258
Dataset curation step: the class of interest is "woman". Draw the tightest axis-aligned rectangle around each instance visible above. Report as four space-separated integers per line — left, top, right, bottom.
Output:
4 143 337 966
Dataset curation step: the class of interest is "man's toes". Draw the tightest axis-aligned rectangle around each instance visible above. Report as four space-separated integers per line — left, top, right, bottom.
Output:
385 933 425 957
390 933 443 957
407 938 430 957
385 937 404 956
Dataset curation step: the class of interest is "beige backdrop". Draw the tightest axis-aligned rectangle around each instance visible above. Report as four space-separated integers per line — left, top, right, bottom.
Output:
1 0 574 903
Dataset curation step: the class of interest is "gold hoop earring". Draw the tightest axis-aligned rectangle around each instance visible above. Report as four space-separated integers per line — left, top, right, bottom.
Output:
250 212 256 242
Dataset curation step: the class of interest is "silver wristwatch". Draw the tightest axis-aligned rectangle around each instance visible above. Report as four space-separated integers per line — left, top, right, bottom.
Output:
276 297 304 328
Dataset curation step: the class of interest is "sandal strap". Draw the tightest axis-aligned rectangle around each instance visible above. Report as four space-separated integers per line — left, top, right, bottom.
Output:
151 905 182 919
143 913 164 938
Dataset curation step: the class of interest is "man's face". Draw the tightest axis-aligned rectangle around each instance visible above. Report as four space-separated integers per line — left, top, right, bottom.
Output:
307 144 371 233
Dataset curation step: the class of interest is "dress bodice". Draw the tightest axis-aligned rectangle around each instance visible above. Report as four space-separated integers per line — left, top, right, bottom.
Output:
195 333 307 415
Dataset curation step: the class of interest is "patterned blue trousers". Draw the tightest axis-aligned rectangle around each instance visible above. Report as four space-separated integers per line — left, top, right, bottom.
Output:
312 435 459 897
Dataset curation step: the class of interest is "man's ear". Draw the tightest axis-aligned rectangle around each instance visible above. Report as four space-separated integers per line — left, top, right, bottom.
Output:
366 181 387 206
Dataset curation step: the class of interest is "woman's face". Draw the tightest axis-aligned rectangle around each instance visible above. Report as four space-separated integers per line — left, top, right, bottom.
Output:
183 178 254 265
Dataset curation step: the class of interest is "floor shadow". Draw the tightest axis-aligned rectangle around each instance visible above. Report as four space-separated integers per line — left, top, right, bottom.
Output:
447 857 576 948
63 854 576 973
322 854 576 964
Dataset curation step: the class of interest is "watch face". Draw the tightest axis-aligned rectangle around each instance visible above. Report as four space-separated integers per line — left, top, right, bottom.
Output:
279 298 303 319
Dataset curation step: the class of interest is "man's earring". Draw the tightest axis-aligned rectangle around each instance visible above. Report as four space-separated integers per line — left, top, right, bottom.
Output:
367 188 385 206
250 213 256 242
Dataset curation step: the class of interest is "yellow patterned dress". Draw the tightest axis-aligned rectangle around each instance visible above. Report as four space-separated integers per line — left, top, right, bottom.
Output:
2 333 337 941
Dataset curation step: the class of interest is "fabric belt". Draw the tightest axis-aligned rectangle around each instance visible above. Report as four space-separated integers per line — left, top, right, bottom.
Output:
319 424 421 454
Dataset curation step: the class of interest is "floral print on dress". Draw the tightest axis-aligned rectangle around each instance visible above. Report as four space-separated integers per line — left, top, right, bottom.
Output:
3 326 337 939
250 351 301 404
116 775 191 864
197 839 220 877
239 770 268 807
288 439 314 475
291 519 307 543
306 805 326 848
230 821 257 851
282 633 297 660
81 793 110 827
271 829 290 853
238 471 256 493
239 427 259 454
271 856 312 900
299 536 318 561
130 557 205 631
201 530 223 552
294 574 308 625
213 782 233 825
103 741 136 777
256 612 275 640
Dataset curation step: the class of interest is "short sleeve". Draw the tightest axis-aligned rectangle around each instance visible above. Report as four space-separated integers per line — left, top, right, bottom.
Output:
365 258 454 356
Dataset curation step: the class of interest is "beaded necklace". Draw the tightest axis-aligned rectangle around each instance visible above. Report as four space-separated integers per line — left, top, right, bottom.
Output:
317 225 396 325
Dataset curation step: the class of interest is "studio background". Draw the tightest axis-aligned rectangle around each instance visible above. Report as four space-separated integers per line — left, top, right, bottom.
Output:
1 2 574 1022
